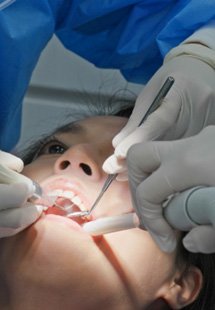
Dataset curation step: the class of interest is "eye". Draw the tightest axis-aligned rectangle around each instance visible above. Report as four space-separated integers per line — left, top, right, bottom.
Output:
47 143 66 154
37 140 67 156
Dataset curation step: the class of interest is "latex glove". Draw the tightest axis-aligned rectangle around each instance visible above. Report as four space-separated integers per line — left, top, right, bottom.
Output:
127 126 215 253
0 151 43 237
103 55 215 177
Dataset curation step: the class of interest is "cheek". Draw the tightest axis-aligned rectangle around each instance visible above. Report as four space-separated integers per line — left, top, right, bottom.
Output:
103 229 176 297
95 182 132 217
22 160 55 182
15 219 96 285
13 219 128 306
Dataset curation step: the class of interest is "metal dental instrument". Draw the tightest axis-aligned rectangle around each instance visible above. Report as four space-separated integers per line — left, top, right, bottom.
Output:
67 76 175 218
66 174 117 217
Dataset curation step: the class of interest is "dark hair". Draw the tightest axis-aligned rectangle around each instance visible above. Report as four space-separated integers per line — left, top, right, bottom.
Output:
18 102 215 310
177 238 215 310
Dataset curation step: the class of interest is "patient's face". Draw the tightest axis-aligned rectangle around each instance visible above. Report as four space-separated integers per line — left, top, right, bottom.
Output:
0 116 182 309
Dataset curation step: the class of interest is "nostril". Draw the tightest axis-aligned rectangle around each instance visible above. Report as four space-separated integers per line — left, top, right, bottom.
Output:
80 163 92 176
59 160 70 170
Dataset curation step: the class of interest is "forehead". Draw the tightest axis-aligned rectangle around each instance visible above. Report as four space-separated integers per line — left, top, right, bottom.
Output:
55 116 127 142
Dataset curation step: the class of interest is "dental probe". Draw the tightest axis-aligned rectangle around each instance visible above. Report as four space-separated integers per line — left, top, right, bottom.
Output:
0 163 57 208
66 174 117 218
67 76 175 218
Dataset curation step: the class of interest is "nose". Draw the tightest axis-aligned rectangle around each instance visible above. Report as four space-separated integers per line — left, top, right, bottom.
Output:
54 144 104 181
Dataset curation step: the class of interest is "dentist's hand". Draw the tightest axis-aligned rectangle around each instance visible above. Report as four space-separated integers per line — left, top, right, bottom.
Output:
127 126 215 253
0 151 43 238
103 55 215 177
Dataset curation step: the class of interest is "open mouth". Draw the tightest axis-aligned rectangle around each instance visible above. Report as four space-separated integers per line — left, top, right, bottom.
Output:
48 189 86 212
45 190 89 224
33 176 96 227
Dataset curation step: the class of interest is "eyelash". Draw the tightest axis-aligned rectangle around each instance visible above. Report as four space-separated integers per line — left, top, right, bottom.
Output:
35 136 68 158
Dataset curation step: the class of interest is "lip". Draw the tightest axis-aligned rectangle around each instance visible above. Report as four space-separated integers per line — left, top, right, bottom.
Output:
44 214 90 234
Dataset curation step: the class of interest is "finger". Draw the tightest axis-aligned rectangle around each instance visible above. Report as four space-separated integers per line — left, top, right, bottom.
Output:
115 89 181 159
0 151 24 172
129 168 178 252
0 183 33 210
102 155 128 180
105 135 174 175
113 76 171 148
102 154 127 174
127 143 169 217
135 195 177 253
112 118 138 148
114 114 173 159
183 226 215 253
127 142 162 179
128 138 199 206
0 204 43 233
147 87 182 133
112 82 160 147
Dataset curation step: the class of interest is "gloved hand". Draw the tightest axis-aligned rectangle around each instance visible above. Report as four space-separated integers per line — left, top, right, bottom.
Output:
0 151 43 238
126 126 215 253
103 55 215 177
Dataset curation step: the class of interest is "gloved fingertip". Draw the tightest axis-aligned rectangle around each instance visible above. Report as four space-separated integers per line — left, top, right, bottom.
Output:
102 155 124 174
25 204 44 223
183 236 198 253
12 157 24 172
102 159 115 174
112 133 122 148
34 204 44 215
114 145 127 159
0 151 24 172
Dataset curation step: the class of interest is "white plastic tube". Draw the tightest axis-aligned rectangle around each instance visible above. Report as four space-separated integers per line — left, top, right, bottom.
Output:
82 213 140 236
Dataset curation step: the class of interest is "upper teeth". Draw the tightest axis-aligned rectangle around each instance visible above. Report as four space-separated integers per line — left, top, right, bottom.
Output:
47 190 86 212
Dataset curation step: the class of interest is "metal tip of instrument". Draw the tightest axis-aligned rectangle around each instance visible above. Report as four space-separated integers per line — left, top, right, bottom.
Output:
67 210 90 218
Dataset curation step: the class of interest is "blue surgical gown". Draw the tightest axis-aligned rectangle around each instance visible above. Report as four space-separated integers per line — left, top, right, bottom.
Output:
0 0 215 151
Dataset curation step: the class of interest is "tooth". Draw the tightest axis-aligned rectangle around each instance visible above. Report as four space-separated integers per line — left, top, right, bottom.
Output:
71 195 82 207
47 189 64 197
46 189 87 212
79 203 86 212
64 205 75 212
61 191 75 200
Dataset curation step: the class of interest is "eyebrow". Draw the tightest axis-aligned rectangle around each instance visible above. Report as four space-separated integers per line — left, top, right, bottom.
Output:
56 122 86 135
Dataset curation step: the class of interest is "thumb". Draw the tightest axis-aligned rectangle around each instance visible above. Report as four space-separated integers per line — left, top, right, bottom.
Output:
0 151 24 172
112 118 138 148
102 154 127 174
0 204 43 230
114 94 181 159
183 226 215 254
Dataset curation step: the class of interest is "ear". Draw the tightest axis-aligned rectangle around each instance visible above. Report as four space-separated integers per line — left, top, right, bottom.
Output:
161 266 203 309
